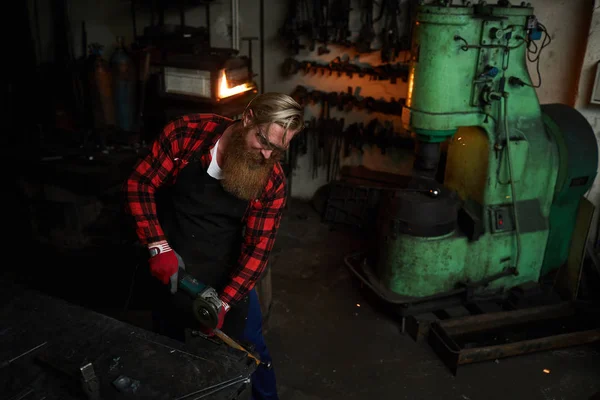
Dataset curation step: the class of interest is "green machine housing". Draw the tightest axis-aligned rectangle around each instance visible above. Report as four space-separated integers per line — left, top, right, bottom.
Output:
370 1 598 308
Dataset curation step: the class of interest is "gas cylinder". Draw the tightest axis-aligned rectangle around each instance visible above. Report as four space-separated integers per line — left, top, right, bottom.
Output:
87 43 115 128
111 36 137 133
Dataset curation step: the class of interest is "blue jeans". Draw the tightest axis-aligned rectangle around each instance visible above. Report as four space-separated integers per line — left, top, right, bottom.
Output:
243 289 279 400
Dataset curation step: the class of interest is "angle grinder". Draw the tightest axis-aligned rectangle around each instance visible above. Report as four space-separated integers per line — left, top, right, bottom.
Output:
177 268 221 329
177 268 272 368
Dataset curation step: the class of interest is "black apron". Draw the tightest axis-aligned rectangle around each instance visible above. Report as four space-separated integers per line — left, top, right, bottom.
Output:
154 126 250 341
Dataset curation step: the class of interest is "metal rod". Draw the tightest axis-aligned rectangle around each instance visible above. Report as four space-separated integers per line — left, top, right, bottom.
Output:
8 388 34 400
192 377 250 400
33 0 42 64
180 0 185 30
213 328 269 367
236 0 240 49
231 0 239 50
131 0 137 41
259 0 264 93
248 39 253 76
174 375 245 400
206 3 210 45
3 341 47 366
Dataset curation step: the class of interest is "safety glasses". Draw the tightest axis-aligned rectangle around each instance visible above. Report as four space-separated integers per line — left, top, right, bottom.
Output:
255 126 288 153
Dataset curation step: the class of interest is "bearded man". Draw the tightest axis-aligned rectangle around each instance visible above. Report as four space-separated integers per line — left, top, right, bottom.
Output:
123 92 304 400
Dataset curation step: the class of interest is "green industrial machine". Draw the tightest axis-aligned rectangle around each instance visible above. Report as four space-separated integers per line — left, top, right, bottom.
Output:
356 0 598 312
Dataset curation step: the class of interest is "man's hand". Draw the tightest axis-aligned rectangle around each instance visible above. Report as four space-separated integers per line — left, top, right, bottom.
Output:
201 298 230 336
148 240 178 284
215 298 230 330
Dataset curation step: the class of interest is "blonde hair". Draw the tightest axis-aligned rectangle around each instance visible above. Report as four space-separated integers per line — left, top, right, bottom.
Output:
243 92 305 144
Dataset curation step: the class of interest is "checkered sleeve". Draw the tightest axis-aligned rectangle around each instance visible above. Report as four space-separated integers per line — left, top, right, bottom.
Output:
220 164 288 304
123 114 222 245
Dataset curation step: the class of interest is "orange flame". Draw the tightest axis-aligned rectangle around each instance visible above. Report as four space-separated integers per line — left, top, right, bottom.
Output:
218 70 253 99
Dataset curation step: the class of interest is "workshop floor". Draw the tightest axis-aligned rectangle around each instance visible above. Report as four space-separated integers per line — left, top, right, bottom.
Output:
8 195 600 400
262 199 600 400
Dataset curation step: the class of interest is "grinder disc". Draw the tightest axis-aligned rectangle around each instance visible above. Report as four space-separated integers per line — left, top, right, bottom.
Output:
192 297 219 329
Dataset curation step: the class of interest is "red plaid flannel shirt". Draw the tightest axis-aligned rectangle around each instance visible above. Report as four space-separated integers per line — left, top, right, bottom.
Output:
124 113 287 304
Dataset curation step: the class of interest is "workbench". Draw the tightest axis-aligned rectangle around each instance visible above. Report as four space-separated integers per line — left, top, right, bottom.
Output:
0 279 256 399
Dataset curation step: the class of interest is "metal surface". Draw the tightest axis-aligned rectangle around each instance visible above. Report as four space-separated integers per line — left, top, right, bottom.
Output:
0 280 255 399
427 301 600 375
377 183 461 238
541 104 599 275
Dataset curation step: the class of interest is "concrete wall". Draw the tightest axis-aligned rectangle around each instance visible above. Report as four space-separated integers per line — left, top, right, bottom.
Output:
574 1 600 246
527 0 592 105
253 0 415 199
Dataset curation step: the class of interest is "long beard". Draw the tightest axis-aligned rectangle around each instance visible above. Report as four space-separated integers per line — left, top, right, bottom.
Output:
220 127 279 201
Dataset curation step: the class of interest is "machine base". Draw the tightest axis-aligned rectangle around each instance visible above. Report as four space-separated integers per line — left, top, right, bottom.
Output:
344 251 520 317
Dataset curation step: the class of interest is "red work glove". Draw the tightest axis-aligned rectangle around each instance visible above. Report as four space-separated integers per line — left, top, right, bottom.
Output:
148 240 178 284
201 298 230 336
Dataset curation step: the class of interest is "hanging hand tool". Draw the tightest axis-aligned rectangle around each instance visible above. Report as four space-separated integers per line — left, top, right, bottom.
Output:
330 118 344 182
279 0 314 54
314 0 331 54
375 0 403 62
318 98 330 177
282 58 409 82
330 0 352 46
290 86 406 116
177 269 272 368
355 0 375 53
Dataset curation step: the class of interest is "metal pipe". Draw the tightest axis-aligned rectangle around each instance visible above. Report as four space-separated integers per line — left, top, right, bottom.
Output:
503 94 522 276
206 3 210 45
174 375 246 400
180 0 185 31
413 141 440 178
130 0 137 41
231 0 239 50
259 0 265 93
192 377 251 400
1 342 47 368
